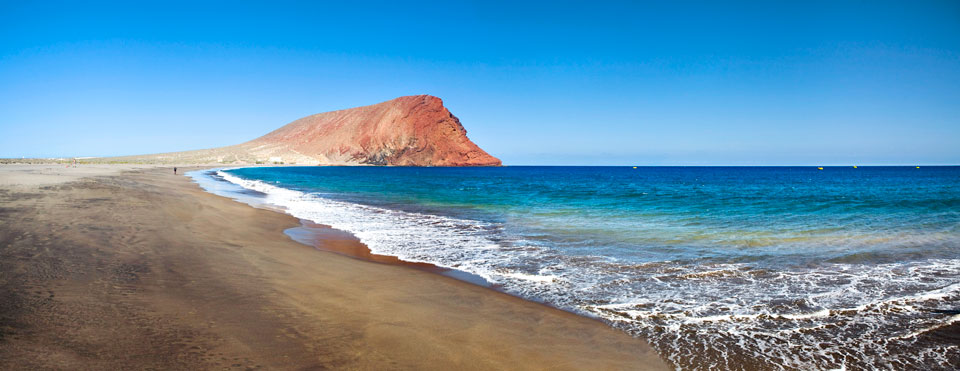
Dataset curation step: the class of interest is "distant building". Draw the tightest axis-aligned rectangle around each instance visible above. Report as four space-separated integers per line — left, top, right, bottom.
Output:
269 156 283 163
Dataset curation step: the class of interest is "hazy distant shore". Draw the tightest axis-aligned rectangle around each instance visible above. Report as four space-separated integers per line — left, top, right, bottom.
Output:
0 164 665 369
0 157 263 166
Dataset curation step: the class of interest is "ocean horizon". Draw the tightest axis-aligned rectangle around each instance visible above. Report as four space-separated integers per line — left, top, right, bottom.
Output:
191 165 960 370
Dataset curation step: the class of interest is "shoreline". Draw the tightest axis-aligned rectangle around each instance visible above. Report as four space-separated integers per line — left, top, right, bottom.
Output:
191 165 960 369
0 164 668 369
193 167 597 315
284 219 496 288
192 166 631 338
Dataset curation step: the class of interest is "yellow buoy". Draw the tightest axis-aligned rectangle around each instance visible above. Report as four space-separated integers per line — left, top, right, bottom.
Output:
633 166 637 169
817 167 823 170
853 165 857 169
916 166 920 169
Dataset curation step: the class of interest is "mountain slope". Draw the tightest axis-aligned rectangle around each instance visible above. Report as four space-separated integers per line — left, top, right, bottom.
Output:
111 95 501 166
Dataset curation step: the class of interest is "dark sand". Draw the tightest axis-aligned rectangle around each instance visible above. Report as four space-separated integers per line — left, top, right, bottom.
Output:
0 166 667 370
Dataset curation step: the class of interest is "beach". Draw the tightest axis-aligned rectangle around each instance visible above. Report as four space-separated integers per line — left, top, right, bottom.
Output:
204 166 960 369
0 165 667 370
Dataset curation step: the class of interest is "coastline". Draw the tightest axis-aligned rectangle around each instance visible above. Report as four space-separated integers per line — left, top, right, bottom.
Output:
284 219 495 288
0 165 667 369
181 165 960 369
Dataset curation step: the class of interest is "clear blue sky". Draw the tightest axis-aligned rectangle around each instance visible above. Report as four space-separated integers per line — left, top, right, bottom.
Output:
2 1 959 165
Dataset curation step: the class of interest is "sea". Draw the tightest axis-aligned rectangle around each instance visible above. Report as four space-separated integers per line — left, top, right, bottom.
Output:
189 166 960 370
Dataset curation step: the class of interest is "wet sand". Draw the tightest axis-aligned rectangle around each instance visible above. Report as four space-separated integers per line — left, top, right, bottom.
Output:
0 165 667 370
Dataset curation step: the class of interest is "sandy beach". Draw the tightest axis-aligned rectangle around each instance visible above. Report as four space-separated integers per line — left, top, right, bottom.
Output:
0 164 667 370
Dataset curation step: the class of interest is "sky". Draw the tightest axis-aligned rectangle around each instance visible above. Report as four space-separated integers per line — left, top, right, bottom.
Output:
1 1 959 165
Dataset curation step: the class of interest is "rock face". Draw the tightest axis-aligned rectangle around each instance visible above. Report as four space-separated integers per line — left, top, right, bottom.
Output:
109 95 501 166
238 95 501 166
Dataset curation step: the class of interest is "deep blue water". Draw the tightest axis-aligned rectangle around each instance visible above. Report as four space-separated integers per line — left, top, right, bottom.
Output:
194 166 960 370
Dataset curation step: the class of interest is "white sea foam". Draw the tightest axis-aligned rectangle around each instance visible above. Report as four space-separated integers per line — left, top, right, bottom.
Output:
214 170 543 286
498 271 559 283
195 169 960 370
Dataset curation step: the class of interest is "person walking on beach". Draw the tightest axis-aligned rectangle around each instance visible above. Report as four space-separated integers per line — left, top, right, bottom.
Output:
174 167 177 175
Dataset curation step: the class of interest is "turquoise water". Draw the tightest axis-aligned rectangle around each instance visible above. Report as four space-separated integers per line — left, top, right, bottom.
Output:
194 166 960 370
